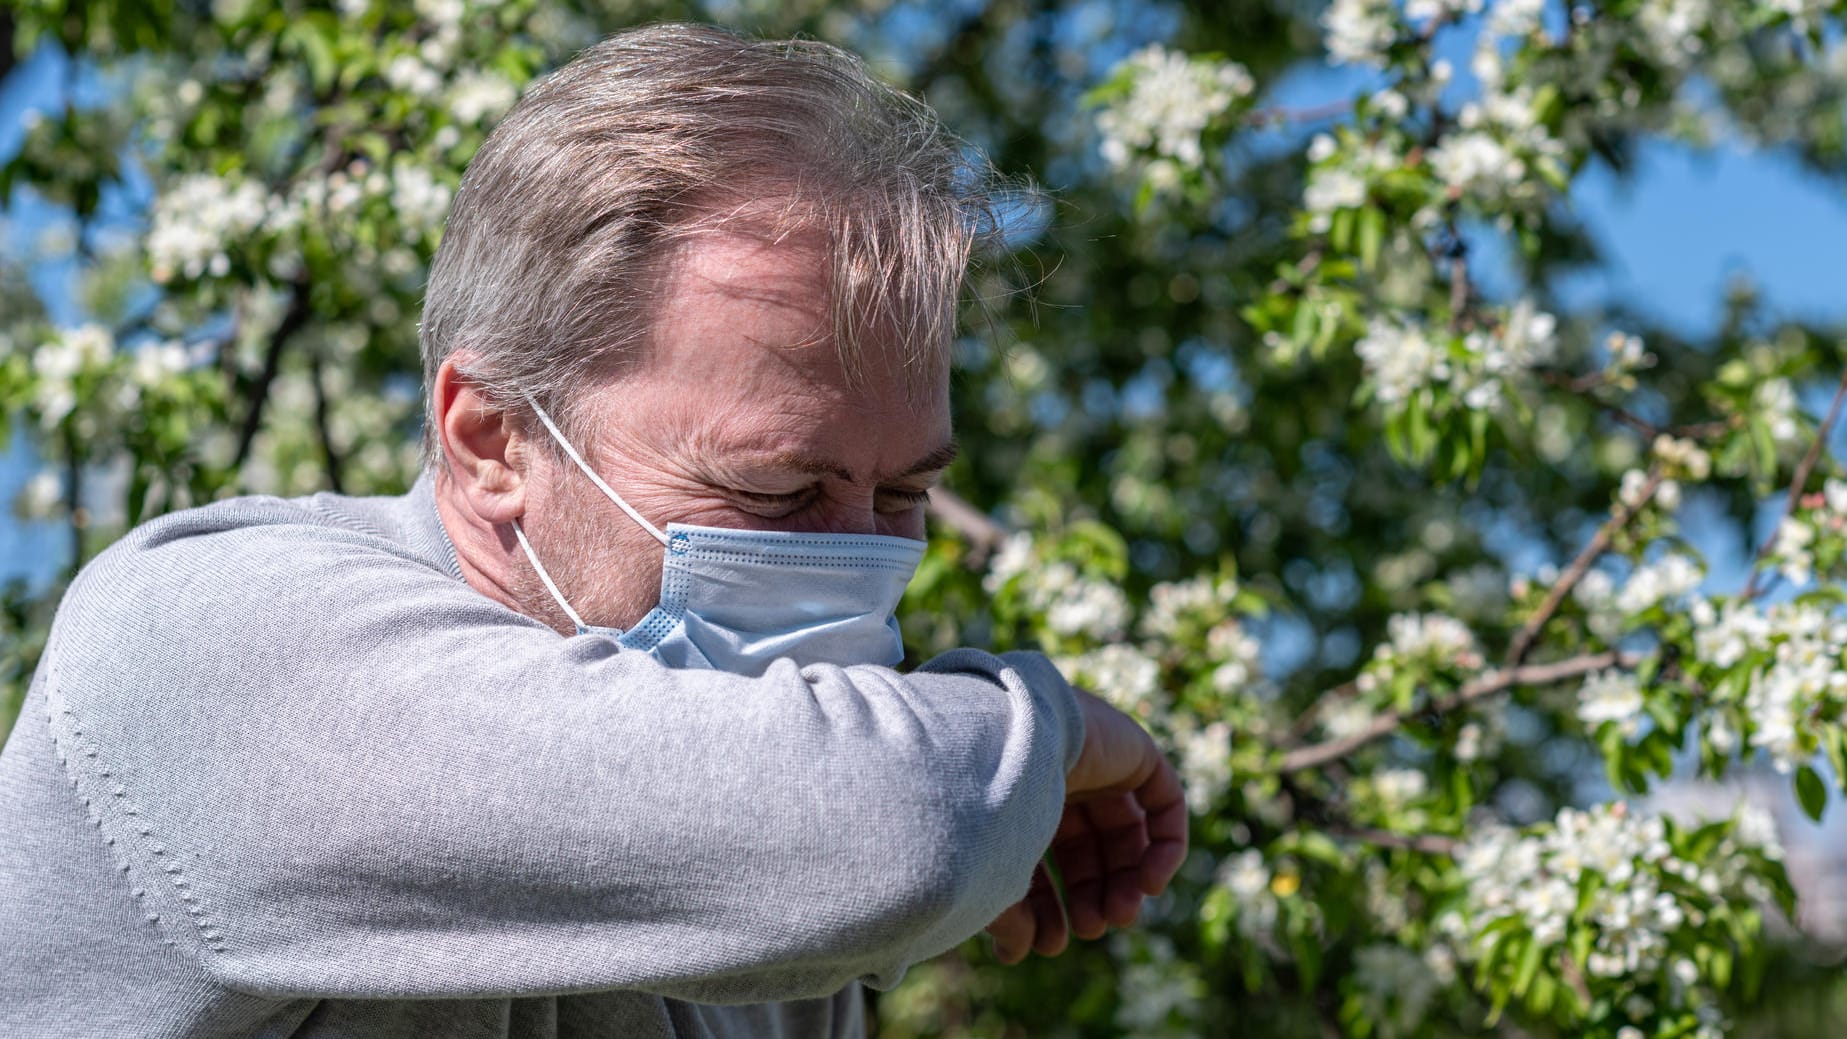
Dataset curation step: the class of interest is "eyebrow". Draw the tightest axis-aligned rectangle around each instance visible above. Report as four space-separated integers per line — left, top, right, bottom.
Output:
768 439 960 484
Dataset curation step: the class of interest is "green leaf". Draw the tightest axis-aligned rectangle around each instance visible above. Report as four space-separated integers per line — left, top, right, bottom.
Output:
1357 206 1384 272
1796 764 1828 822
1511 935 1544 998
1330 207 1355 254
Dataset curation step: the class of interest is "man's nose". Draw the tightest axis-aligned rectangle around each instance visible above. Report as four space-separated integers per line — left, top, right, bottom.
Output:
831 505 881 536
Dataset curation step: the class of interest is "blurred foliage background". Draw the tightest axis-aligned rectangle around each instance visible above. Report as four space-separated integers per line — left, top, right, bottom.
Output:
10 0 1847 1035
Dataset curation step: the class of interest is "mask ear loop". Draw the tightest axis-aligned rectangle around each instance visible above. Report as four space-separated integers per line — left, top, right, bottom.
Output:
510 518 587 633
525 397 671 546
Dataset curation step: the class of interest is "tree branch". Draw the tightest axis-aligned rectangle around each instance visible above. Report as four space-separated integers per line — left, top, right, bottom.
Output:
1742 365 1847 600
927 486 1008 564
309 348 345 495
1287 676 1363 742
1504 466 1662 668
1446 237 1470 330
1538 369 1738 442
1278 650 1639 774
231 282 311 471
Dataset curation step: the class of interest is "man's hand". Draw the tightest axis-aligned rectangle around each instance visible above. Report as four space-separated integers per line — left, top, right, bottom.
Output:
986 688 1189 963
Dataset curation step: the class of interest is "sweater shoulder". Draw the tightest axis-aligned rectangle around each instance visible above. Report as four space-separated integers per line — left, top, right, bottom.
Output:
54 486 460 657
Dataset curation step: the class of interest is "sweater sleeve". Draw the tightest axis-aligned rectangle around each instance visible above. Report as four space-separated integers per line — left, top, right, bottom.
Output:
39 502 1084 1003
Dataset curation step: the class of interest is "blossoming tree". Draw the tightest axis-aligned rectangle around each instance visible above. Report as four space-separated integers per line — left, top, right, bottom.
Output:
5 0 1847 1036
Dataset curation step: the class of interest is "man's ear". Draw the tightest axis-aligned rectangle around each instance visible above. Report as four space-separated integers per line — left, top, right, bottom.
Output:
433 356 527 526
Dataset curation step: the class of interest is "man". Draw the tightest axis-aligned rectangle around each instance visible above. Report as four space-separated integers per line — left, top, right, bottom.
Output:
0 23 1186 1038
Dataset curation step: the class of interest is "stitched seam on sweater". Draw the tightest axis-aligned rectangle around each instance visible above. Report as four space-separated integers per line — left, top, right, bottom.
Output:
42 653 230 956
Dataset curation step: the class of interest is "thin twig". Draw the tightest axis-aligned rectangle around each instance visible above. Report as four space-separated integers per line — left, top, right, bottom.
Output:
1504 466 1663 668
1246 100 1354 127
1278 650 1638 774
1743 365 1847 600
1329 823 1461 856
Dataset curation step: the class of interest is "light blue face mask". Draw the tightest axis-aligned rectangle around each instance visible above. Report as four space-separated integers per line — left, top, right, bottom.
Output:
509 400 926 676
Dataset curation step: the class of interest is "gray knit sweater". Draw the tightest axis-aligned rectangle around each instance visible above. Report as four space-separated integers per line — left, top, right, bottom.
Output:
0 477 1084 1038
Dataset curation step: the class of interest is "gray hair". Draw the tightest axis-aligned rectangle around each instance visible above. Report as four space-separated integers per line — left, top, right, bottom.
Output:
420 21 1005 463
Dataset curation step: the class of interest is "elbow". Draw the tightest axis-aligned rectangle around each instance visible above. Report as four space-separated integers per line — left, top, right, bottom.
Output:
840 788 1033 982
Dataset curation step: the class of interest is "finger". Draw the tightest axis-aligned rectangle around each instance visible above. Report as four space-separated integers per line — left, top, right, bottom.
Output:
1071 794 1151 931
985 898 1035 965
1055 800 1149 939
1051 807 1109 940
1135 756 1191 896
1025 861 1069 957
1083 791 1150 875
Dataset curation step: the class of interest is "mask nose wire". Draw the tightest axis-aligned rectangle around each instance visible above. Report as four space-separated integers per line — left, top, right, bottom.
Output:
524 396 672 546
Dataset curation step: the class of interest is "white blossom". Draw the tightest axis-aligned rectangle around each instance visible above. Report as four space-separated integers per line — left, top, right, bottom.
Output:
1065 643 1161 719
1370 88 1408 120
1754 377 1802 445
1607 332 1657 380
32 324 113 383
1381 611 1481 667
1303 167 1367 219
147 174 271 282
1691 599 1847 771
1322 0 1396 66
1618 468 1654 510
1405 0 1481 22
1773 516 1815 584
390 164 453 230
1578 670 1646 736
1141 573 1234 637
1428 131 1525 196
412 0 464 32
1095 45 1253 170
17 470 63 520
1045 575 1132 640
983 532 1035 593
1355 316 1447 405
1484 298 1557 374
1352 943 1441 1035
1486 0 1546 38
1116 955 1204 1032
132 340 191 388
1454 720 1494 762
1615 552 1703 615
1636 0 1713 63
982 535 1041 594
1457 805 1695 982
1373 767 1429 808
1176 720 1232 813
1653 433 1710 480
386 54 444 97
1208 620 1263 693
1825 477 1847 516
1322 699 1376 741
1217 849 1270 900
447 70 517 124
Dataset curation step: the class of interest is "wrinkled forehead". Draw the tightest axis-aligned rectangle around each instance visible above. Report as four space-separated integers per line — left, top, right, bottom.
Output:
643 190 960 389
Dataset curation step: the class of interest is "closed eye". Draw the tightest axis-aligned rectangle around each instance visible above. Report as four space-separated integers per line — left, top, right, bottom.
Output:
727 487 820 515
875 488 932 513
